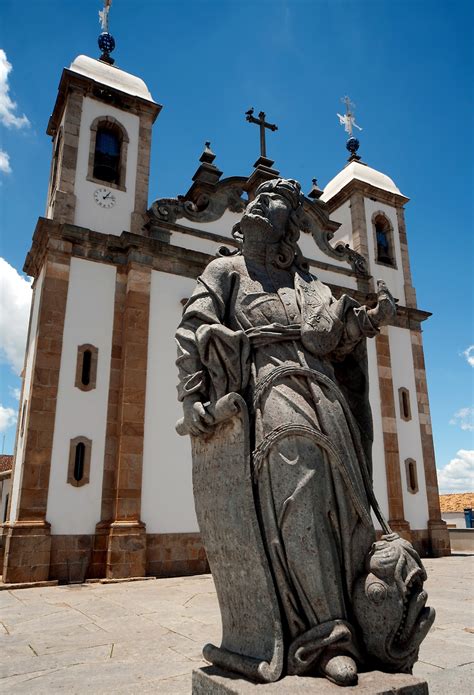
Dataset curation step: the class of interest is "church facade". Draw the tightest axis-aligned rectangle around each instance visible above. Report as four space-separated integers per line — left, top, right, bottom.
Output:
1 52 450 585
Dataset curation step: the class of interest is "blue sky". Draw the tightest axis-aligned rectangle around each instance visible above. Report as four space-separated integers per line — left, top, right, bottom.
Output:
0 0 472 491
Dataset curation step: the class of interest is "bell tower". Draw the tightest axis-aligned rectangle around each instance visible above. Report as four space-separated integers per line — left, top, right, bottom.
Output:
321 103 450 557
2 16 162 584
45 48 160 235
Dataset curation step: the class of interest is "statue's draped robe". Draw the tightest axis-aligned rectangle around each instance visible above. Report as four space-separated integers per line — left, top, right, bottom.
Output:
176 253 380 670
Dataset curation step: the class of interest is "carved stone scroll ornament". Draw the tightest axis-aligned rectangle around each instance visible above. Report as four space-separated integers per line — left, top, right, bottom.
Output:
146 178 246 227
175 178 433 687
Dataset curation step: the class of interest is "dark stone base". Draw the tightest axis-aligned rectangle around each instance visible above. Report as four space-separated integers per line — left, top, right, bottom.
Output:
192 666 429 694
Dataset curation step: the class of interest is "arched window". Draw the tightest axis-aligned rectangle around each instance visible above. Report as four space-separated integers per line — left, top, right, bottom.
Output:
93 126 121 184
88 116 129 191
372 213 396 267
67 437 92 487
75 344 98 392
405 458 419 494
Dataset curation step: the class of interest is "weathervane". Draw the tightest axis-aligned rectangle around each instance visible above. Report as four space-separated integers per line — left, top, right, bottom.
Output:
245 109 278 160
98 0 115 65
337 96 362 161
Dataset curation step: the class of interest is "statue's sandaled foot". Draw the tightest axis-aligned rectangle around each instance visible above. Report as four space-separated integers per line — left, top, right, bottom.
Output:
319 652 358 687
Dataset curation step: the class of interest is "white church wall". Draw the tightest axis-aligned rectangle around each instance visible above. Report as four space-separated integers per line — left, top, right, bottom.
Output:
388 326 429 529
327 200 353 247
312 267 358 291
177 209 241 238
9 269 44 523
46 258 116 534
142 271 199 534
367 338 389 528
364 199 406 305
170 231 225 257
73 97 139 236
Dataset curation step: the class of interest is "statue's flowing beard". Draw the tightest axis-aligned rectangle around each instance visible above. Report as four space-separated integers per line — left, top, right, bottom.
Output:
241 212 282 244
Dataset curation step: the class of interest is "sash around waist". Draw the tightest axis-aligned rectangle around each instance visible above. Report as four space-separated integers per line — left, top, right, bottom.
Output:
245 323 301 346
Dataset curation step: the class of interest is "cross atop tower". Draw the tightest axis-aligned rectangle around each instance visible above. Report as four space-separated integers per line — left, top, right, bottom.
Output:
245 108 278 159
337 96 363 161
98 0 115 64
337 96 363 138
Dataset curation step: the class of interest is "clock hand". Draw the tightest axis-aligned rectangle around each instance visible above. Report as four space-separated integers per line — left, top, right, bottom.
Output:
103 192 111 199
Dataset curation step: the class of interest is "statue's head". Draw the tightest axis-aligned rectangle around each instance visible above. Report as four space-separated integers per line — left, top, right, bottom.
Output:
234 178 307 269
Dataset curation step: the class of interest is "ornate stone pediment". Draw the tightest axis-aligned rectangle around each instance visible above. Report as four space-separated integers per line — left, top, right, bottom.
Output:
147 176 369 278
147 177 247 227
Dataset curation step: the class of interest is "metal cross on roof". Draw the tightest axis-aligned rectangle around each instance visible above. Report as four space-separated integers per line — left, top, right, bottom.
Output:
245 108 278 159
337 96 363 138
99 0 112 33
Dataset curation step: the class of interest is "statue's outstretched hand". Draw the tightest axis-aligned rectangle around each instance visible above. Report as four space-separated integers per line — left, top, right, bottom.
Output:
182 397 215 436
368 280 397 328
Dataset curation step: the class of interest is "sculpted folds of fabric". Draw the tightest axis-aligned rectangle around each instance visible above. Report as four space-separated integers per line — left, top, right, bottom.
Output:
175 178 434 687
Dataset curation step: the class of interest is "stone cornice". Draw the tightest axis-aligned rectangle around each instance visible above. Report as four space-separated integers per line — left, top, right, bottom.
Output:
26 218 432 330
324 177 410 213
47 68 161 137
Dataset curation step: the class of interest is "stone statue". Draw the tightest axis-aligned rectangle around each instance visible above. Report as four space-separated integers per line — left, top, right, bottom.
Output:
176 178 434 687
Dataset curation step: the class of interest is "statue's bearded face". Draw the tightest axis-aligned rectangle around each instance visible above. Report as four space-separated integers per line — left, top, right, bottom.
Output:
241 191 291 242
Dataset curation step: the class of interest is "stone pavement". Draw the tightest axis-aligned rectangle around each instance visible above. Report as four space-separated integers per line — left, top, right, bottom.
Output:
0 555 472 694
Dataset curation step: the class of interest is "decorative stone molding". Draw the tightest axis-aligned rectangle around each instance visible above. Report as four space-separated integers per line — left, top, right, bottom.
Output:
75 344 99 392
86 115 129 192
67 436 92 487
147 178 246 227
405 458 419 494
148 178 369 278
398 387 412 422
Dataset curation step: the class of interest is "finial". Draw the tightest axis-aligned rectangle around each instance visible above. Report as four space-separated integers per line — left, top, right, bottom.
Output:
200 141 216 164
308 177 323 200
337 96 363 161
98 0 115 65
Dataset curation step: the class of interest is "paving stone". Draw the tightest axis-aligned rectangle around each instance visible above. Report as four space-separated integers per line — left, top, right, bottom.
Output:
0 556 471 694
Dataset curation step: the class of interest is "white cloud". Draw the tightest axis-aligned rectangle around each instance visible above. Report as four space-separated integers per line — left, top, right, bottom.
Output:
0 258 32 374
0 404 17 434
449 407 474 431
437 450 474 493
463 345 474 368
8 386 21 401
0 49 30 129
0 149 11 174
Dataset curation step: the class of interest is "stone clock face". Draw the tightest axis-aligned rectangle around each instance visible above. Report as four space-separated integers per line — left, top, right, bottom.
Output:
94 187 117 209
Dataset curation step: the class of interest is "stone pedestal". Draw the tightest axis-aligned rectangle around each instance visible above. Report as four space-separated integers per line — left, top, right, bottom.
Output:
192 666 428 695
2 521 52 584
105 520 147 579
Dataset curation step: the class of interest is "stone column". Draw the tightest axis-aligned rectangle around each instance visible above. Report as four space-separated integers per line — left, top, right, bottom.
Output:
105 264 151 578
3 250 71 583
375 328 411 539
396 206 417 309
410 329 450 556
349 192 374 295
130 110 154 235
